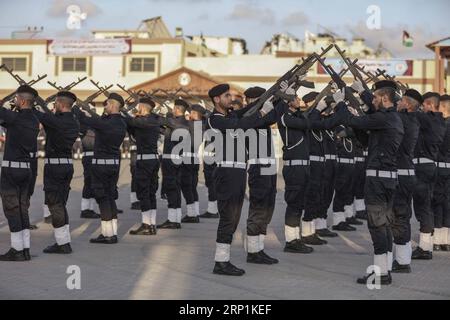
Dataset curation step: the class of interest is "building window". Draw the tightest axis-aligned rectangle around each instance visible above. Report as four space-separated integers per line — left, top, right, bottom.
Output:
130 57 155 72
62 57 87 72
1 57 27 72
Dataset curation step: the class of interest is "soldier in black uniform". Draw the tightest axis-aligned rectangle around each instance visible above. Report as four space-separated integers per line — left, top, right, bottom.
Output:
74 93 127 244
331 125 359 231
411 92 446 259
431 94 450 252
123 97 161 236
34 91 80 254
157 100 191 229
352 138 368 220
207 83 274 276
389 89 421 273
433 94 450 251
128 132 140 210
339 80 404 285
200 110 219 219
242 86 279 264
278 84 342 254
80 121 100 219
0 85 40 261
188 104 208 219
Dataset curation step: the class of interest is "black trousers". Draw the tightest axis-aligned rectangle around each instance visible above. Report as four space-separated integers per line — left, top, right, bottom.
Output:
130 151 137 195
43 164 73 229
432 169 450 228
365 176 396 255
1 167 31 232
392 175 416 245
135 159 160 212
192 164 199 203
332 163 355 213
91 163 120 221
203 163 217 202
215 167 247 244
82 156 94 199
247 164 277 236
304 162 325 221
413 164 437 233
283 165 309 227
353 161 366 202
321 160 336 219
161 159 181 209
180 163 195 205
28 159 38 197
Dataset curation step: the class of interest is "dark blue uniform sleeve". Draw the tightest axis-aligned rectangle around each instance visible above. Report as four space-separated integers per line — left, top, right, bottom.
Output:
0 106 18 124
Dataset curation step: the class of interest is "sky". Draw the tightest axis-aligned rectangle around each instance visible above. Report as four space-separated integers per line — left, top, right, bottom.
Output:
0 0 449 58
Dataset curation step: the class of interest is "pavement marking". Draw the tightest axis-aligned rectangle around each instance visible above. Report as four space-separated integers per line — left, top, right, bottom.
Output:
337 233 366 253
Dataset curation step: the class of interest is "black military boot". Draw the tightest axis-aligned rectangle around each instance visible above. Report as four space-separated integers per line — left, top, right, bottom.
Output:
316 228 338 238
129 224 156 236
199 211 219 219
213 262 245 276
90 234 118 244
391 260 411 273
284 239 314 254
357 272 392 285
332 222 356 231
260 251 279 264
0 248 26 261
44 216 53 224
411 247 432 260
433 244 442 252
346 217 364 226
80 210 101 219
117 209 124 214
23 249 31 261
355 210 368 220
181 216 200 223
131 202 140 210
43 243 73 254
440 244 450 251
247 251 273 265
302 234 328 245
157 220 181 229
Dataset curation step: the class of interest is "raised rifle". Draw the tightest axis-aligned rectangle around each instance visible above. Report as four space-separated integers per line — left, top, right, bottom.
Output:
314 53 364 115
0 64 48 107
376 68 409 93
334 45 371 92
45 77 87 105
243 44 334 117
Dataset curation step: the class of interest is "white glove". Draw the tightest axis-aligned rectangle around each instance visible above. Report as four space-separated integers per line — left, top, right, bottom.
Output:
348 107 359 116
260 99 274 115
333 89 345 103
316 98 328 112
285 85 297 96
351 79 364 94
279 80 289 93
297 73 307 82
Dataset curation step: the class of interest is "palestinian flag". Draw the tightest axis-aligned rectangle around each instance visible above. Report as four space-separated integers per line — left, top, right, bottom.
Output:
403 31 413 47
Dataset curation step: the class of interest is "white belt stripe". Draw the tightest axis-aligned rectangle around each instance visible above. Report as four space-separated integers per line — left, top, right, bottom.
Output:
1 161 30 169
413 158 435 165
283 160 309 166
92 159 120 165
354 157 365 162
325 154 337 160
310 156 325 162
137 154 159 160
248 158 276 165
162 154 181 160
366 170 397 179
217 161 247 169
83 151 94 157
45 158 73 165
338 158 355 164
437 162 450 169
397 169 415 176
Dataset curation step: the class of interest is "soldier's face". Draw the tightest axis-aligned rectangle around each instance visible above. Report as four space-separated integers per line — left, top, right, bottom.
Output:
372 92 383 110
218 91 232 109
422 98 435 113
190 111 201 121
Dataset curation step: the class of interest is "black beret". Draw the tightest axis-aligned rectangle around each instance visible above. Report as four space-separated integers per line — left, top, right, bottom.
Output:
190 104 206 115
208 84 230 100
139 97 155 108
373 80 398 92
17 85 38 98
404 89 423 104
108 93 125 108
174 99 190 110
423 92 441 101
441 94 450 102
56 91 77 103
302 91 319 104
244 86 266 99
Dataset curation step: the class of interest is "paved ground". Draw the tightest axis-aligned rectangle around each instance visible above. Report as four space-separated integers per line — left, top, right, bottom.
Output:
0 160 450 300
